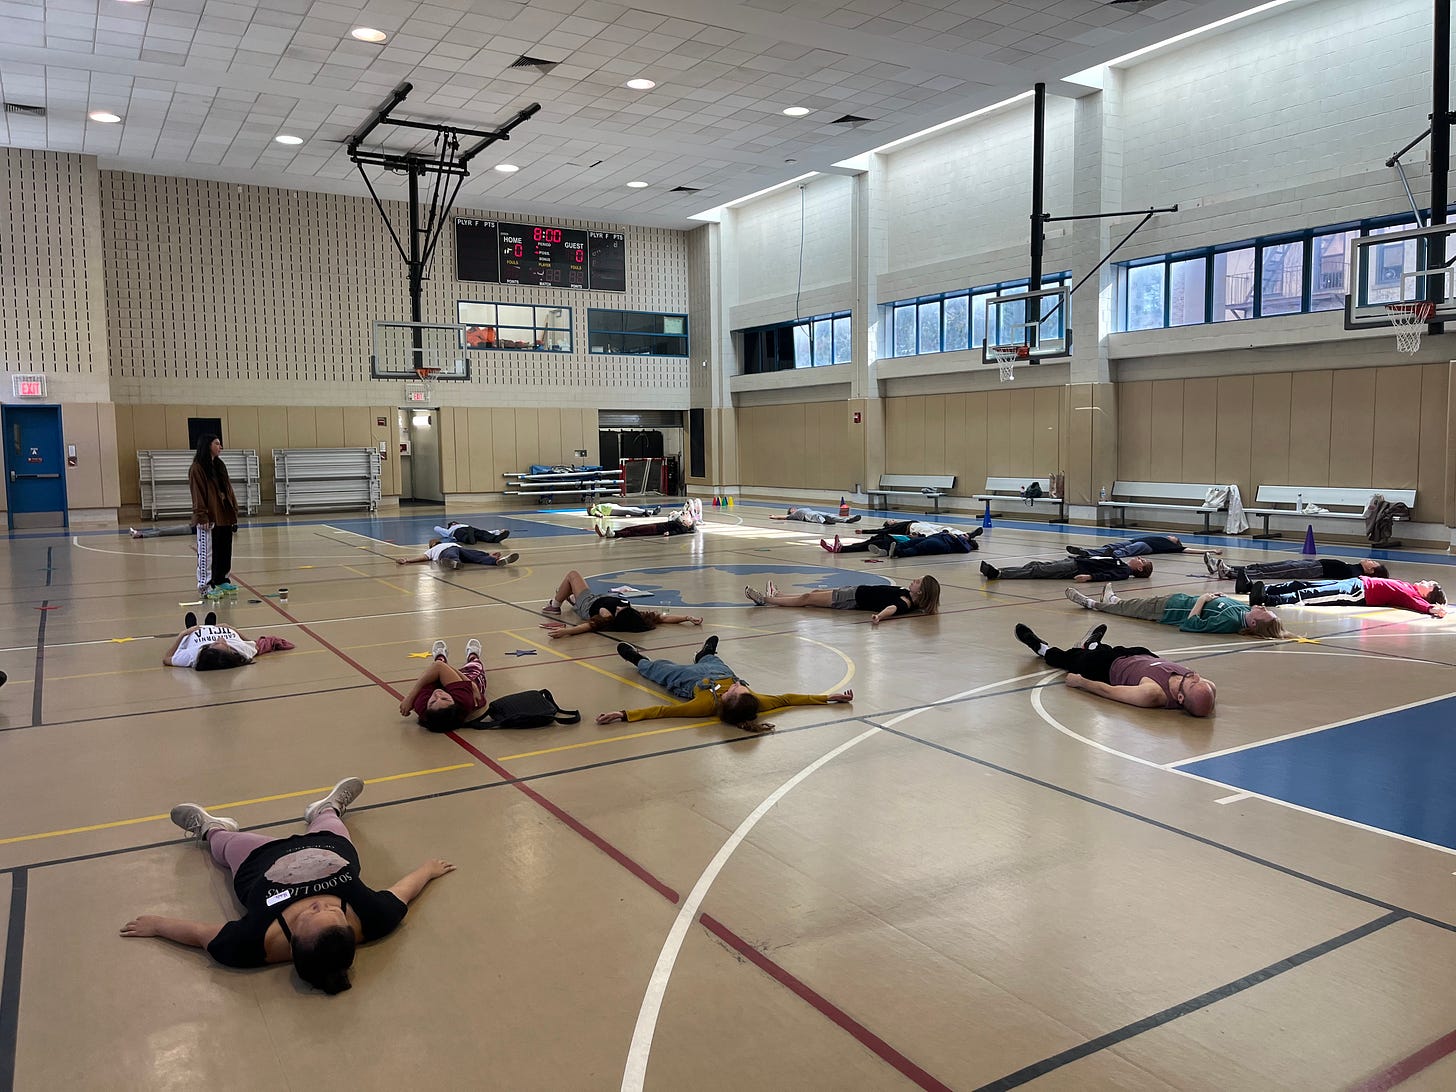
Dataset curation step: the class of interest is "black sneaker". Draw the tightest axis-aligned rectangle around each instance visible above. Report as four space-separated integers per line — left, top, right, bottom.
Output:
493 529 510 541
1248 581 1267 606
967 526 984 539
617 642 644 665
1079 623 1107 649
844 514 861 523
1234 572 1251 595
980 560 1000 579
204 611 217 626
694 635 720 663
0 670 7 689
185 611 198 629
1065 545 1089 557
1013 623 1043 654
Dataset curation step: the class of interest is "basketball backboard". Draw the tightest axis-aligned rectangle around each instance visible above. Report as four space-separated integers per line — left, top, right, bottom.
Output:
981 285 1071 366
370 322 471 380
1344 222 1456 329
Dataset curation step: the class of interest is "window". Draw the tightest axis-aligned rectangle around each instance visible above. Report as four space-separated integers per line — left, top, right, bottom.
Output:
459 301 572 351
1112 210 1446 331
739 311 852 373
587 309 688 356
884 274 1070 358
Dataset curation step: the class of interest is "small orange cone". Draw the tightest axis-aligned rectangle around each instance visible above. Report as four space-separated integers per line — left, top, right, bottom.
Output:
1302 524 1316 555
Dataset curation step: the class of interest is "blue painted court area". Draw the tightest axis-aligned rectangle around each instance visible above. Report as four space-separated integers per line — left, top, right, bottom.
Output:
1179 695 1456 850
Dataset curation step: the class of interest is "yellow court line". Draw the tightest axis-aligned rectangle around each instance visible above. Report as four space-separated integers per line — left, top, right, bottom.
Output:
0 763 474 847
343 564 412 595
500 719 723 761
501 629 666 699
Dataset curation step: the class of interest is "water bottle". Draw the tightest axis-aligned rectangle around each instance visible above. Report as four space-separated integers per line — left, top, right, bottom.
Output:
1099 486 1107 502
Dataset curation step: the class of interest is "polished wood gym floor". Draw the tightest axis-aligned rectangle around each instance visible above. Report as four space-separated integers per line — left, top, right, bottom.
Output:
1 503 1454 1091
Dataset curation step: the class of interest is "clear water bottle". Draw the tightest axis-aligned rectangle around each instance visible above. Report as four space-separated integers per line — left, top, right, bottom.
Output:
1099 486 1107 502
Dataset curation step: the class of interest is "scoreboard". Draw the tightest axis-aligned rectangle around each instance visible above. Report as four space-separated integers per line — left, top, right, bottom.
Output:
455 218 626 292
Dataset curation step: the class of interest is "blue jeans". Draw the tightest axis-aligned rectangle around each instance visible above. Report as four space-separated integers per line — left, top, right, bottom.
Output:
1260 577 1364 605
637 653 737 699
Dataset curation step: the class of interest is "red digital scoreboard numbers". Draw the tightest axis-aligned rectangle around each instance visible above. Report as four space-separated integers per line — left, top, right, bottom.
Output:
455 219 625 291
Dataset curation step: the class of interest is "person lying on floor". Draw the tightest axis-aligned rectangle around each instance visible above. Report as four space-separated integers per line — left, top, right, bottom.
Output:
397 638 488 731
1066 533 1220 560
162 611 294 669
823 522 982 556
745 576 939 625
121 778 453 995
130 524 194 538
595 636 852 733
1013 621 1217 717
1208 554 1387 591
1063 585 1291 638
540 568 702 637
587 502 663 518
980 555 1154 582
770 505 861 525
1248 575 1446 617
432 520 510 545
395 540 518 568
595 506 698 538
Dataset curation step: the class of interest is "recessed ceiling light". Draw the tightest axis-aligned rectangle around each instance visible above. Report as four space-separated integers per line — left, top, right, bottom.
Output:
274 134 303 145
626 180 649 188
350 27 388 43
625 78 656 90
494 163 519 173
782 106 811 117
88 111 122 123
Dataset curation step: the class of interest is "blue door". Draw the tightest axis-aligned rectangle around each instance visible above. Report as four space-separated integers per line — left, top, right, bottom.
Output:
3 404 69 530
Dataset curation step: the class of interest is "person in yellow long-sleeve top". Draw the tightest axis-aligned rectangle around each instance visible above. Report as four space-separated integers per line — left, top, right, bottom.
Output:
594 635 853 734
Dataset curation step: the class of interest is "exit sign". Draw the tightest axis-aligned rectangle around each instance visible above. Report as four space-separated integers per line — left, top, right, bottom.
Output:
12 374 45 398
406 390 428 402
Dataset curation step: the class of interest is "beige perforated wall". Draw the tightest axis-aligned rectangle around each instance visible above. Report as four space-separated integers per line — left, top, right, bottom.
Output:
0 148 110 401
101 171 690 409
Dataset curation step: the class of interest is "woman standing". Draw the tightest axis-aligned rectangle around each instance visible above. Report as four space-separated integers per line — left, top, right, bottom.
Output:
189 434 240 600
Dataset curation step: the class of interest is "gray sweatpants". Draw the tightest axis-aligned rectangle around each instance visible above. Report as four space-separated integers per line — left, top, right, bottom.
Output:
1089 595 1168 622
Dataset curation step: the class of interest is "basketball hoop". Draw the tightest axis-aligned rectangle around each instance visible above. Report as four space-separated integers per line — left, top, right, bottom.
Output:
1385 301 1435 355
411 366 439 403
988 344 1030 382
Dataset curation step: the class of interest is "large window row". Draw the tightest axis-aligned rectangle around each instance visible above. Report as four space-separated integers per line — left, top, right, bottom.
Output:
740 312 853 373
1116 212 1443 331
587 309 688 357
458 301 572 351
885 273 1071 358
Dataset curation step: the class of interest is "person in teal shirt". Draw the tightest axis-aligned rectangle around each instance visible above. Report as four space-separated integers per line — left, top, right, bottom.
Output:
1063 587 1291 638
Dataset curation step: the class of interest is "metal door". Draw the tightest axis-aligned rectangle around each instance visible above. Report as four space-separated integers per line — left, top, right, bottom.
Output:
3 404 69 529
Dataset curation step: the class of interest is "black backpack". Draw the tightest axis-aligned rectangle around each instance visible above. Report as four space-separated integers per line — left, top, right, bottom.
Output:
466 689 581 730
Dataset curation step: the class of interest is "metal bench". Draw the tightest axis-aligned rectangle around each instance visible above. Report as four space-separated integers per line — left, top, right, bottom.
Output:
971 476 1066 522
1099 481 1224 532
866 473 956 515
502 467 625 501
1244 486 1416 542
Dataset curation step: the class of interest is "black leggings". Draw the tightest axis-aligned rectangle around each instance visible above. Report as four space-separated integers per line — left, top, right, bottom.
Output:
1042 643 1153 682
209 525 235 586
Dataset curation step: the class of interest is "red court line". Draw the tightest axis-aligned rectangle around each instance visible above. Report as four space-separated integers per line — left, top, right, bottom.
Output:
1349 1028 1456 1091
699 912 955 1092
241 575 950 1087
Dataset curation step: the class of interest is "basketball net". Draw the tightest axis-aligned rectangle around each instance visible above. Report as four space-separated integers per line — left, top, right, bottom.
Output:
1385 301 1434 355
415 367 438 401
988 344 1030 382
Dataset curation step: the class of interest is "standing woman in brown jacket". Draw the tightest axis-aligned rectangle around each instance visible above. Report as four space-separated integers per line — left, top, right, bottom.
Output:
189 435 240 599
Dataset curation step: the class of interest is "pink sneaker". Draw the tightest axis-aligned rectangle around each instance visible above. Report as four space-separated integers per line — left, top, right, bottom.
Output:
543 601 562 614
765 579 780 597
820 539 838 553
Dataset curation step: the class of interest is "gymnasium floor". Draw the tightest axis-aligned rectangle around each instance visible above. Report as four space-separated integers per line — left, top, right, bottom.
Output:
2 501 1454 1091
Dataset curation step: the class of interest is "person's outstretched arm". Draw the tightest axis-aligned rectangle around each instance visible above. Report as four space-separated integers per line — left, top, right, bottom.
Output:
386 859 456 905
658 613 704 626
540 620 594 638
395 553 430 565
120 916 223 948
1064 675 1166 707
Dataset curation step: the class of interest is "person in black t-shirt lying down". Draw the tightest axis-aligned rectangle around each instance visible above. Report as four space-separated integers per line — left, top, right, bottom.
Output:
744 576 940 625
120 777 454 995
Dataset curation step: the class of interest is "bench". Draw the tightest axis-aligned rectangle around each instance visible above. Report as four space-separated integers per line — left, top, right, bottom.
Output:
502 466 625 501
1099 481 1225 533
866 474 956 515
971 476 1067 523
1244 486 1416 543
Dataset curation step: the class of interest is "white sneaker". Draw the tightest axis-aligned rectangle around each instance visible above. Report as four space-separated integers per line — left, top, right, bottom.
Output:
1064 586 1097 609
1101 583 1120 605
170 803 239 843
496 552 519 566
304 777 365 824
431 639 448 660
744 585 766 605
465 638 482 660
446 557 462 570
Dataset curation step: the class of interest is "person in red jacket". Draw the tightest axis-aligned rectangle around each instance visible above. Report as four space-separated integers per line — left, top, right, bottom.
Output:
1249 576 1446 617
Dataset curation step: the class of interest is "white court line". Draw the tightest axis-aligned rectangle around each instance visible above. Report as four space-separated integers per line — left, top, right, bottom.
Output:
1170 687 1456 768
1216 792 1252 805
620 670 1049 1092
70 535 374 562
1028 655 1456 859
